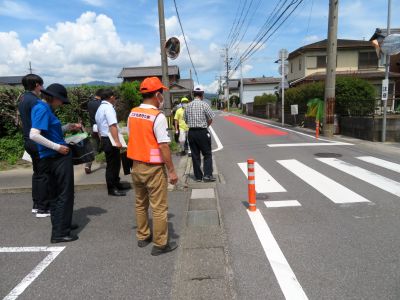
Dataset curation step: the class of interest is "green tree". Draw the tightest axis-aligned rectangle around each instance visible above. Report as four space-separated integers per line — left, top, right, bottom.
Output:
117 81 142 121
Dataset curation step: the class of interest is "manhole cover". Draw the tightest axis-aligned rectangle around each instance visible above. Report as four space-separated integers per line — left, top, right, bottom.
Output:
314 153 342 158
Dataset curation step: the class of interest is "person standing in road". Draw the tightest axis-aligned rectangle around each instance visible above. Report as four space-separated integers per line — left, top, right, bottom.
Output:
18 74 51 217
85 88 104 174
95 89 129 197
184 86 216 182
127 77 178 256
30 83 80 243
174 97 189 156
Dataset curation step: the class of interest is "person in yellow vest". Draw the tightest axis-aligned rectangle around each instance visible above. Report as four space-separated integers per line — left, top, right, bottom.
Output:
127 77 178 256
174 97 189 156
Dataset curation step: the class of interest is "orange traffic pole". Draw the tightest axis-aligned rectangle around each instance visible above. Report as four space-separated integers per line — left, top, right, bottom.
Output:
316 120 320 139
247 158 256 212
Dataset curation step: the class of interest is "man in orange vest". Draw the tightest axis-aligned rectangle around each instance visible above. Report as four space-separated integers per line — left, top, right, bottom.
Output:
127 77 178 256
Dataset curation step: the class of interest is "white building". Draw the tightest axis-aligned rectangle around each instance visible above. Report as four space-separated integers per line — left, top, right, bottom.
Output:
242 77 280 104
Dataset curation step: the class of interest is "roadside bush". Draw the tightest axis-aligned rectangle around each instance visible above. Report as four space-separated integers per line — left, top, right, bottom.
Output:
0 132 24 164
117 81 142 121
285 77 376 116
229 95 240 107
0 86 24 138
254 93 277 106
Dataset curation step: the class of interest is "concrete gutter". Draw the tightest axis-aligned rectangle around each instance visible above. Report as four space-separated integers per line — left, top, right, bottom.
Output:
171 157 236 299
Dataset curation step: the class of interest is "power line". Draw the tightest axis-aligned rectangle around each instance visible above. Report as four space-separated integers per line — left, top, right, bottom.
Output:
232 0 304 71
229 0 288 70
172 0 200 84
228 0 249 49
226 0 245 44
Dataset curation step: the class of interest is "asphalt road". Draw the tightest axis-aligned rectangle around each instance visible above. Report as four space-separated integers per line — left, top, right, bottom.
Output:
212 112 400 300
0 188 186 299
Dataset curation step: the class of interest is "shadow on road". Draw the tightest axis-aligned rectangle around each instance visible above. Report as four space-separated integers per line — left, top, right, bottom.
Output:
72 206 107 234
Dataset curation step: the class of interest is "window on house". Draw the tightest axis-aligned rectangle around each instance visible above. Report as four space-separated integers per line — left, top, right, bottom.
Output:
358 52 378 69
317 56 327 68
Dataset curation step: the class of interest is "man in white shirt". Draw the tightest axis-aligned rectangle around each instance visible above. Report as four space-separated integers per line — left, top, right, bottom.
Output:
95 89 128 197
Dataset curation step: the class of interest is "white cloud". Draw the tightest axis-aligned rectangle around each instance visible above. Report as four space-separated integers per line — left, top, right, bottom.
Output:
0 0 42 20
303 35 320 43
0 11 157 83
82 0 104 7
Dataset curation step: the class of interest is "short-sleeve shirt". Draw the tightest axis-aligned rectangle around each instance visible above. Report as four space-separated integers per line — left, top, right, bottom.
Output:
184 98 215 128
174 107 188 131
95 101 118 137
31 101 67 159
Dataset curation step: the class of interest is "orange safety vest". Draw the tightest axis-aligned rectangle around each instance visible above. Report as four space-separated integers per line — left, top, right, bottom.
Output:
127 107 164 164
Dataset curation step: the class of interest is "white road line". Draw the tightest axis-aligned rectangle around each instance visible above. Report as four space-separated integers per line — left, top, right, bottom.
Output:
265 200 301 208
247 209 308 300
278 159 370 204
268 142 352 148
209 126 223 153
317 158 400 197
357 156 400 174
238 162 287 193
0 247 65 300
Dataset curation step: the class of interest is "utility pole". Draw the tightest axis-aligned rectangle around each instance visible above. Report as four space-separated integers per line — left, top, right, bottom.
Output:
280 51 286 126
225 47 230 111
382 0 392 142
29 61 33 74
240 58 244 109
323 0 339 137
158 0 171 117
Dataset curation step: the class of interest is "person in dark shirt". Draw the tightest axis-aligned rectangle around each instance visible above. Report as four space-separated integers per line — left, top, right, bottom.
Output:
18 74 51 217
84 89 104 174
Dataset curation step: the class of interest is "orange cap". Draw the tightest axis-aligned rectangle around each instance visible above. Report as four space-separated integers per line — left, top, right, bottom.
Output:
140 77 169 94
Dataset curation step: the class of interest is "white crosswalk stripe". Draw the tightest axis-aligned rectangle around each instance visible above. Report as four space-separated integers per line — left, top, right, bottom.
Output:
357 156 400 174
277 159 370 204
238 156 400 206
238 162 286 193
317 158 400 198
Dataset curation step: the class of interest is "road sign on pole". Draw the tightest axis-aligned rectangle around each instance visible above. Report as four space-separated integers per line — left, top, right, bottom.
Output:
382 79 389 101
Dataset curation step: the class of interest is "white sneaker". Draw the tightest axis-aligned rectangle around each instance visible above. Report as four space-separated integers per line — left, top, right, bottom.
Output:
36 210 51 218
32 208 38 214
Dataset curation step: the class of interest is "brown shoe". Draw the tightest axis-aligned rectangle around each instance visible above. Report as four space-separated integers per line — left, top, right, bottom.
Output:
85 167 92 174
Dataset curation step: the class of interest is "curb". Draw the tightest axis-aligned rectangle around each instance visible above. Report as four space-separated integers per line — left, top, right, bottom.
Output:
0 183 108 194
171 157 236 300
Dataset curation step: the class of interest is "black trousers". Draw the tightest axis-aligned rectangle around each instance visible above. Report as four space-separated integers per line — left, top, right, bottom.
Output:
25 140 49 211
38 153 74 238
188 129 213 179
102 137 121 190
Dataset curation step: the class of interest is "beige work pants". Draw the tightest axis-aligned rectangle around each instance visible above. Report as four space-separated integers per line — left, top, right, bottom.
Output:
131 162 168 247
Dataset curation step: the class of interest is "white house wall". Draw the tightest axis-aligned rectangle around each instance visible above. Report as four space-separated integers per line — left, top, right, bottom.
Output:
242 83 278 104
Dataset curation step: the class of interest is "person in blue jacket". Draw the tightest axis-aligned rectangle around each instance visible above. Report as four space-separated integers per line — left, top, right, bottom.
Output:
30 83 80 243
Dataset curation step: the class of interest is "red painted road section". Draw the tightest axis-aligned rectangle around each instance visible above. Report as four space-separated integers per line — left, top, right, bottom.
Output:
224 115 288 136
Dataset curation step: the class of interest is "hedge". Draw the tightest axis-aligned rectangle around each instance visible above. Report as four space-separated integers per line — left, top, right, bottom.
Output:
0 82 142 165
285 77 377 116
254 93 277 106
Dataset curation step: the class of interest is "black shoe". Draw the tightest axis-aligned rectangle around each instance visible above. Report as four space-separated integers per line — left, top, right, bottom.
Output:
151 242 178 256
116 182 131 190
51 235 79 243
195 178 203 182
71 224 79 230
108 188 126 197
203 176 216 182
137 235 152 248
36 209 51 218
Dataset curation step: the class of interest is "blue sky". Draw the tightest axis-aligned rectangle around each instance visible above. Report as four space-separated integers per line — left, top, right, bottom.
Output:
0 0 399 92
